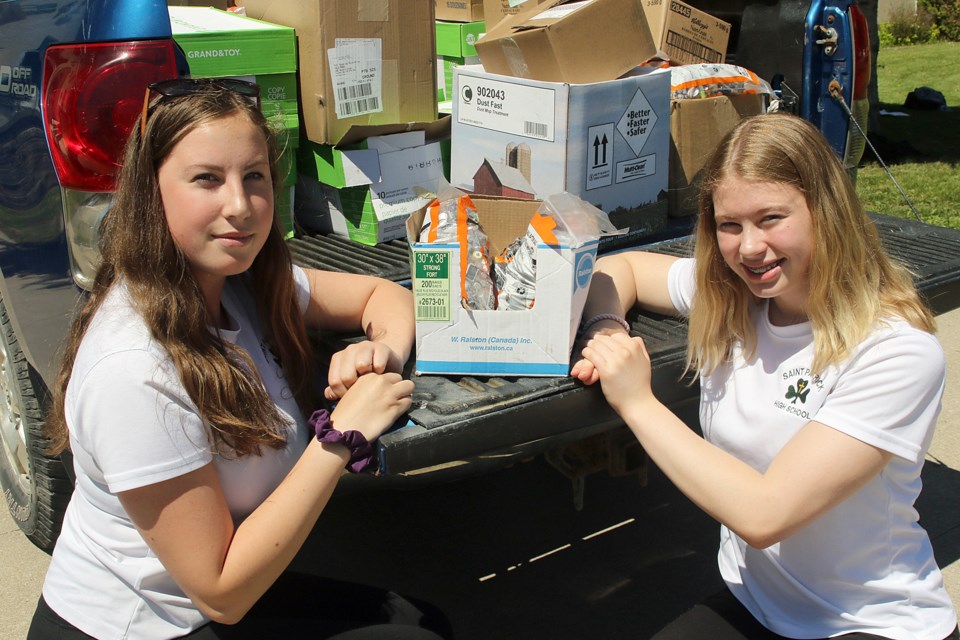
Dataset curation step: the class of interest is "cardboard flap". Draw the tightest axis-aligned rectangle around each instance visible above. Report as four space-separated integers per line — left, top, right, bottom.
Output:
335 115 452 148
339 149 383 187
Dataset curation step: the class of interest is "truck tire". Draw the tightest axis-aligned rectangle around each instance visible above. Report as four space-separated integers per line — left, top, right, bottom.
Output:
0 297 71 552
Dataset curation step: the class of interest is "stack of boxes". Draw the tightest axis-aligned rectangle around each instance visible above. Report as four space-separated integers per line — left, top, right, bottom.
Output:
452 0 671 242
243 0 446 247
169 6 300 235
411 0 760 375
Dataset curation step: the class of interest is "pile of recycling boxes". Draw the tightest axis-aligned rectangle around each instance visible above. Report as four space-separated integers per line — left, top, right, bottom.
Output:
170 0 768 375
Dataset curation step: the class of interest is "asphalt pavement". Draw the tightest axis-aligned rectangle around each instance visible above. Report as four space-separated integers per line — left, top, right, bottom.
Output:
3 307 960 640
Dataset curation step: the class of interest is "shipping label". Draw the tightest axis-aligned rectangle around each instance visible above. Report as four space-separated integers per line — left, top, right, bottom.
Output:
329 39 383 119
414 251 452 322
457 77 555 141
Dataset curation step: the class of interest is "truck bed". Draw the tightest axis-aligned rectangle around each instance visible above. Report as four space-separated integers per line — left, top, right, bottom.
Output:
291 214 960 475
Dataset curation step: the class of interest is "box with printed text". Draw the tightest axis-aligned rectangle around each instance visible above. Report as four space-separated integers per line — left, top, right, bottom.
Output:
640 0 730 65
297 119 451 245
436 0 485 22
451 64 670 239
407 195 599 376
242 0 438 146
481 0 549 29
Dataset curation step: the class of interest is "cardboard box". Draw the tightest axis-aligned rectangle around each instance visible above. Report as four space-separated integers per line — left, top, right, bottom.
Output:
641 0 730 65
668 94 764 217
407 195 598 376
436 0 484 22
451 64 670 239
242 0 439 145
436 20 485 103
297 120 451 245
475 0 657 84
169 6 296 77
481 0 549 28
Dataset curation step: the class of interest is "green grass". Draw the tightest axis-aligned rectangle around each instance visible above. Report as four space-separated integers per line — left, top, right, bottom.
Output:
856 41 960 229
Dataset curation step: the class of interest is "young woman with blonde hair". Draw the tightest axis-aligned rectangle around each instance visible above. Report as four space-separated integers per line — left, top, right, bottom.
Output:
573 113 958 639
28 78 447 640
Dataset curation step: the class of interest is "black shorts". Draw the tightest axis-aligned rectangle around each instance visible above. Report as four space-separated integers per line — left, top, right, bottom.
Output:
652 587 959 640
28 572 451 640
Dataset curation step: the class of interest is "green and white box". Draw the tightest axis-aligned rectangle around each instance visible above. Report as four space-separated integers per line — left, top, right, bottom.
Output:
169 7 299 142
298 128 449 246
435 20 484 105
169 6 296 77
451 64 671 237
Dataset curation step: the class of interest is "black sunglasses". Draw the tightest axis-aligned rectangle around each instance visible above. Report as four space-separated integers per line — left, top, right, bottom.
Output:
139 78 261 138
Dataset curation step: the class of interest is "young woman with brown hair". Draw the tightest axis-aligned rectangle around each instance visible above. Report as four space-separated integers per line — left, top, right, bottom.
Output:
28 78 445 640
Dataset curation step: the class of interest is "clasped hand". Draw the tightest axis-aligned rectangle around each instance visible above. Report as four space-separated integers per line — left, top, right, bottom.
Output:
572 332 655 415
325 340 403 400
325 341 413 443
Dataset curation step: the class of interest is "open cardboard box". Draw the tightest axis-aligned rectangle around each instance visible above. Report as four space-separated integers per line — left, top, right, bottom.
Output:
407 194 600 376
475 0 657 84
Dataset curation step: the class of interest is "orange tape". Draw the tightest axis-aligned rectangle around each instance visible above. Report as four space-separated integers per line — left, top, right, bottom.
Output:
426 200 441 243
457 197 470 301
530 212 558 245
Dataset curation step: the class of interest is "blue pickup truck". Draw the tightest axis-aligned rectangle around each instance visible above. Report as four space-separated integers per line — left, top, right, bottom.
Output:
3 0 960 553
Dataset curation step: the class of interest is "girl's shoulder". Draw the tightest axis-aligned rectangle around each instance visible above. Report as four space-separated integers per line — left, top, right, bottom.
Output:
74 285 169 381
847 317 944 377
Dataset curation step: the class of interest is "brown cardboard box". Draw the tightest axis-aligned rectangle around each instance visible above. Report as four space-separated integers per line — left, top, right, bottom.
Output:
481 0 549 28
475 0 657 84
436 0 484 22
668 94 765 217
641 0 730 65
242 0 438 145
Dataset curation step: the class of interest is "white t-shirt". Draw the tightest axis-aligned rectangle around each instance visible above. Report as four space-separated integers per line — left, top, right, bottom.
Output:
42 267 312 639
668 258 957 639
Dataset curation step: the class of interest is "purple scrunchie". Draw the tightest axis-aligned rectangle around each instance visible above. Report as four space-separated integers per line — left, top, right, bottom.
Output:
308 409 375 473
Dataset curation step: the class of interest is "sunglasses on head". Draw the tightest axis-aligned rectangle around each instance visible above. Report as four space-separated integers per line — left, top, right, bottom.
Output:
139 77 261 138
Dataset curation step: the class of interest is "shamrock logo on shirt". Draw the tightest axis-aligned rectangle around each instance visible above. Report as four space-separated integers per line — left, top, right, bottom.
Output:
786 378 810 404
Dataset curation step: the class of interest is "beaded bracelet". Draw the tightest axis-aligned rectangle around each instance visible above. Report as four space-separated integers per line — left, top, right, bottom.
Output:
579 313 630 337
308 409 375 474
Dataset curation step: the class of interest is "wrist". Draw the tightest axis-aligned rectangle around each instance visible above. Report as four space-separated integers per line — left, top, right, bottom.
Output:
308 409 376 474
579 313 630 338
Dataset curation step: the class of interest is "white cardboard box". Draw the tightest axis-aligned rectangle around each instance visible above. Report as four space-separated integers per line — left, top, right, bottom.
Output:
450 64 670 236
297 130 448 245
407 195 599 377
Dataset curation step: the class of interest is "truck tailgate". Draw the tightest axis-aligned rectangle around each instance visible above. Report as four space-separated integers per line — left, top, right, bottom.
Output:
290 214 960 474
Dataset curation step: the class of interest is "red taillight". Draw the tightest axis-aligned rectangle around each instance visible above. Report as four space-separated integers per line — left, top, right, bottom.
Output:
850 4 871 101
42 40 178 192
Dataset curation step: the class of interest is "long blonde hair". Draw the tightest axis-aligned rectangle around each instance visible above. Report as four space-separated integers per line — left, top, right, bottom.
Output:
687 113 934 376
46 82 315 456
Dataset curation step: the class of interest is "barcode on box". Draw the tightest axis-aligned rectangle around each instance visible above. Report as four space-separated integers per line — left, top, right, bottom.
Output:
417 304 447 320
665 31 722 63
524 121 549 138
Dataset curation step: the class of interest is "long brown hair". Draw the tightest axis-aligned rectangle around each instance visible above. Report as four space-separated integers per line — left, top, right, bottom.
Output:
46 82 314 456
688 113 934 376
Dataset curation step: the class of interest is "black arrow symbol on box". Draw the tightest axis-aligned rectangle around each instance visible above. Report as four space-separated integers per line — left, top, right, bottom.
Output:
593 134 609 167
